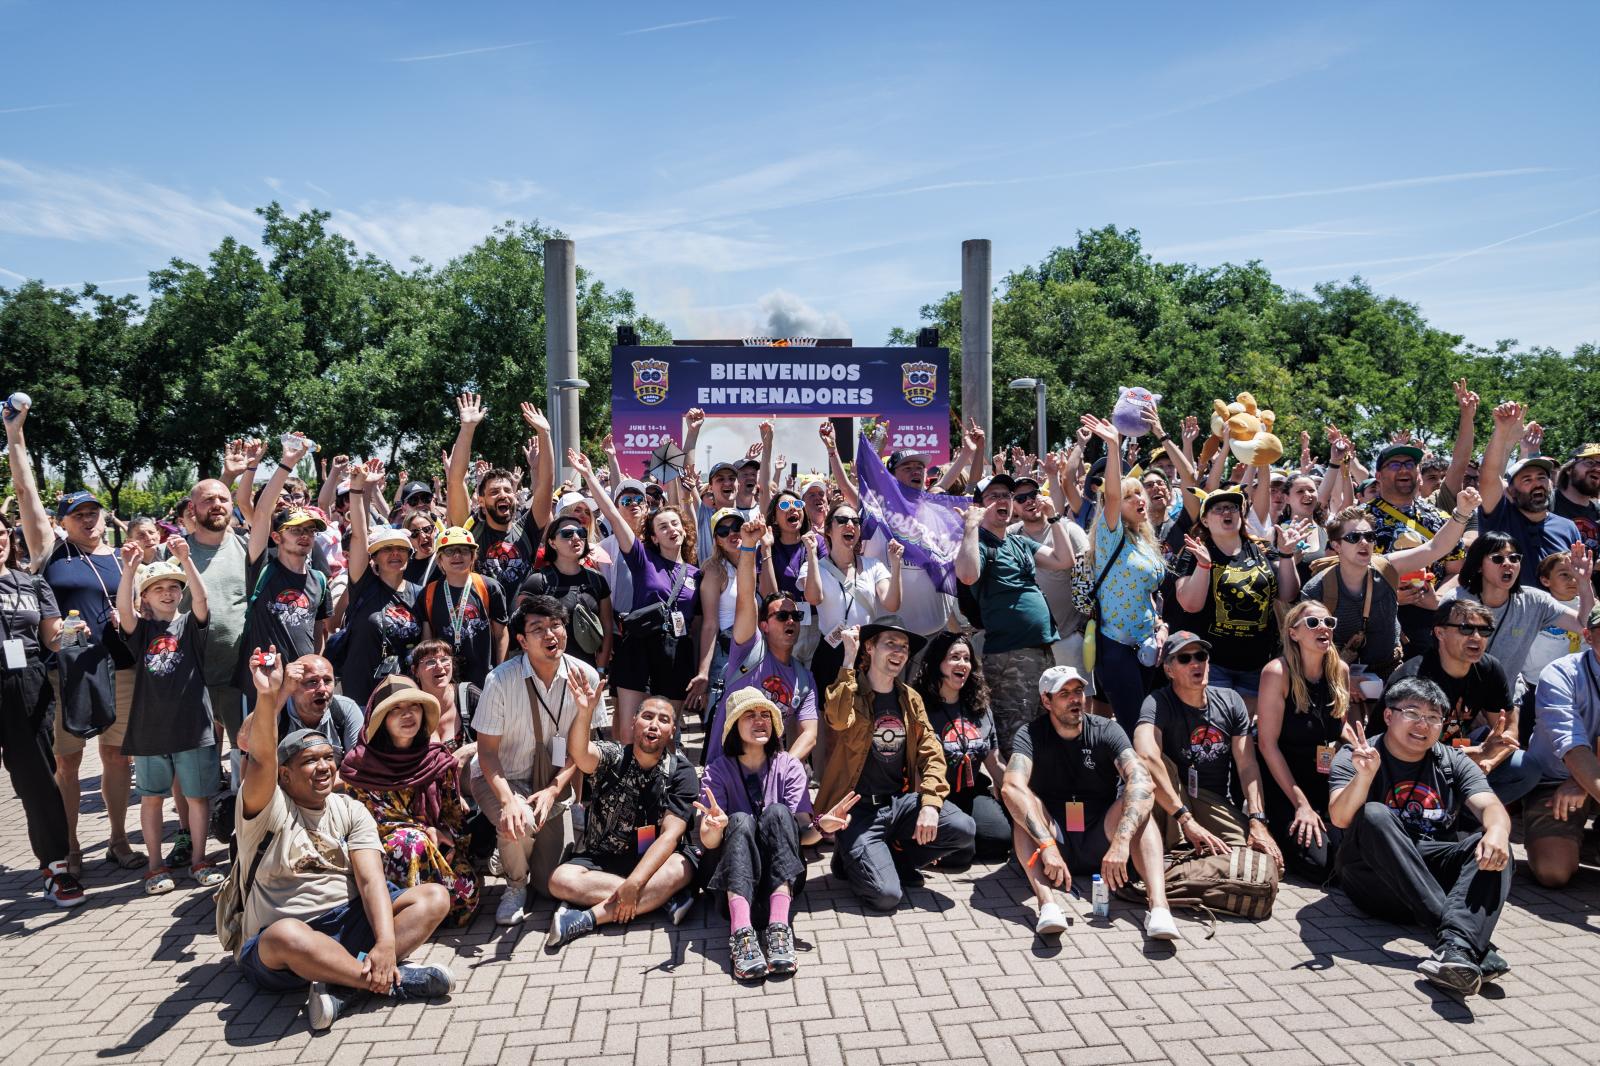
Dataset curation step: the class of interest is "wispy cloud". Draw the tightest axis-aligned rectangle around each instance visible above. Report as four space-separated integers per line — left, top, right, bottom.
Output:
391 40 537 63
0 103 70 115
1377 205 1600 284
0 264 28 281
831 160 1191 204
1210 167 1558 205
622 16 731 36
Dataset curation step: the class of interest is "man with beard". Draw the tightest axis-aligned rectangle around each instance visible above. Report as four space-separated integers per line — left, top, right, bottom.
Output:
418 527 508 687
1364 442 1468 654
233 649 454 1031
703 519 818 765
1010 469 1091 675
1134 632 1284 869
445 393 554 591
955 475 1077 756
184 475 252 746
265 654 363 761
1479 401 1579 586
1002 666 1176 940
545 687 699 949
1555 443 1600 573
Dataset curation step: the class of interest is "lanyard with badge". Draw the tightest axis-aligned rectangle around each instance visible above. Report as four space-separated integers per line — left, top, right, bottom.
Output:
441 579 470 651
0 572 29 670
1062 733 1088 833
1178 696 1210 798
529 666 569 768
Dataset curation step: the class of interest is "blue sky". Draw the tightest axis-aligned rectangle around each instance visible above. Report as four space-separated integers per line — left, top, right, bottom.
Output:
2 2 1596 352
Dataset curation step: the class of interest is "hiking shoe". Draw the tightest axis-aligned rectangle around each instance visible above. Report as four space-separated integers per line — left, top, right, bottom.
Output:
388 964 456 1000
1479 948 1511 984
167 830 192 870
666 888 697 926
1036 901 1069 936
764 922 797 975
495 884 526 926
545 903 596 951
730 926 768 981
1419 943 1483 996
1145 907 1179 941
307 982 358 1031
42 861 84 908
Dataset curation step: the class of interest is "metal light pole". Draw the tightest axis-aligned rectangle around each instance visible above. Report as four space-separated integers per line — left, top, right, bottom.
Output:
553 378 589 479
544 239 579 480
961 240 993 449
1009 377 1047 456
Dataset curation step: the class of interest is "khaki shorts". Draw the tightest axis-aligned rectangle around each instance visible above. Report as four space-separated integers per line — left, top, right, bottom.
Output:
52 667 133 754
1522 783 1599 846
470 774 573 896
1157 755 1249 849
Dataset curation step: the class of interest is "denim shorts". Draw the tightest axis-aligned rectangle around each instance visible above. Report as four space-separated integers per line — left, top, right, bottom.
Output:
134 746 222 799
238 883 404 992
1206 663 1261 698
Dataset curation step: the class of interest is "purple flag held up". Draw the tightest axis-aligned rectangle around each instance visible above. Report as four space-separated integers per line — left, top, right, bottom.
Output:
854 433 965 596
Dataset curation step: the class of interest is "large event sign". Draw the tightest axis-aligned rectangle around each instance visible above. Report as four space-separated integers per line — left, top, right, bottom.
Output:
610 344 951 478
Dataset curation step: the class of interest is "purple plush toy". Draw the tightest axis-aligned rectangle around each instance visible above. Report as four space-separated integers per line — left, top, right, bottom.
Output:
1111 386 1161 437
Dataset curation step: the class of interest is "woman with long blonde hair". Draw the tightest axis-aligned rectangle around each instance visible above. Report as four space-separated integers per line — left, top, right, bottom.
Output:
1255 600 1355 882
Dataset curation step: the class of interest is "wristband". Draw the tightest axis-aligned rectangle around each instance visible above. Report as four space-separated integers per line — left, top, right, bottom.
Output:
1196 561 1214 570
1157 434 1172 444
738 545 758 553
1451 511 1472 523
1248 812 1270 825
1026 840 1058 868
1173 805 1191 820
277 462 294 474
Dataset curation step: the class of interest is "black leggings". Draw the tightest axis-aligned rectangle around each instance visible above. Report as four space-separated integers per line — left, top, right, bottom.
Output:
942 791 1012 868
1 662 69 868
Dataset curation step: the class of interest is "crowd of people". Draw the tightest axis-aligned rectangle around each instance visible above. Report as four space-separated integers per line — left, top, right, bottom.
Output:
2 376 1598 1029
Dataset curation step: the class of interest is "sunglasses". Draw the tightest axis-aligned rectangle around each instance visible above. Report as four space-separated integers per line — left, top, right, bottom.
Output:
1445 623 1495 637
714 522 742 538
617 494 646 506
1340 530 1379 544
832 515 862 526
767 610 804 623
1170 650 1210 665
555 527 585 540
407 494 434 505
777 498 804 512
408 528 433 539
1013 490 1040 504
1296 616 1334 630
646 488 664 498
1488 553 1522 565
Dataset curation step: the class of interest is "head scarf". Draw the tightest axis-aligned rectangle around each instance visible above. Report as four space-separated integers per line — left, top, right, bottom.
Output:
339 717 458 826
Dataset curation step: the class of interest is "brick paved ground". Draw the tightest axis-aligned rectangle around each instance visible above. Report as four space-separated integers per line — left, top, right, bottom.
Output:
5 743 1600 1066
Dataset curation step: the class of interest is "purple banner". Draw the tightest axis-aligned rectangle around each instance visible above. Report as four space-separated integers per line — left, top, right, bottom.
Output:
854 433 964 596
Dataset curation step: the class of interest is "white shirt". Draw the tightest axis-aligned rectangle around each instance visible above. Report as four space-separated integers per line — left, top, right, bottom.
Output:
599 533 634 614
798 555 889 636
862 525 951 636
469 652 599 782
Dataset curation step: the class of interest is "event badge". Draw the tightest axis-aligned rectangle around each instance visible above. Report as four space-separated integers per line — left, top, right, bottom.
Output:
1186 764 1199 799
670 610 686 637
550 736 567 768
636 824 657 855
1452 737 1471 749
1063 801 1086 834
2 638 24 670
1315 744 1336 775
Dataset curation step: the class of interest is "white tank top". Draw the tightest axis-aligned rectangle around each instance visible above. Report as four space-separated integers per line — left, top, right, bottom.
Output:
717 558 740 631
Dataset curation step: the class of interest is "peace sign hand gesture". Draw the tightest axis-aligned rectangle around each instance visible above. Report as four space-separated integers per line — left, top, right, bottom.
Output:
692 784 729 835
817 790 861 834
1349 719 1380 777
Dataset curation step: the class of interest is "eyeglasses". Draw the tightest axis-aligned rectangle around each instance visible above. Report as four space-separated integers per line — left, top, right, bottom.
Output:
1445 623 1495 637
1339 530 1379 544
982 493 1014 504
441 546 473 558
767 610 805 623
777 498 804 511
1394 708 1446 727
555 527 585 540
617 494 645 506
1171 650 1210 665
1488 553 1522 565
1013 490 1040 504
832 515 861 526
714 522 742 538
1382 459 1418 471
414 655 452 671
1296 616 1334 630
1206 503 1241 516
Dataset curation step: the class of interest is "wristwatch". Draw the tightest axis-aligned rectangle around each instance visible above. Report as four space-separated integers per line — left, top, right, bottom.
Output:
1248 812 1269 825
1173 805 1192 821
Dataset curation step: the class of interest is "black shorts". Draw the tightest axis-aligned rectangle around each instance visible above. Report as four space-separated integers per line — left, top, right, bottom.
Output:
1053 806 1113 874
565 846 699 879
611 621 697 701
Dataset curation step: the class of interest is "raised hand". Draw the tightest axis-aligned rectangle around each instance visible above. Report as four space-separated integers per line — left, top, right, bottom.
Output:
839 625 861 664
1182 534 1212 567
686 407 705 430
1570 541 1593 585
759 419 774 447
520 401 550 434
886 538 904 565
165 535 190 564
601 433 617 458
456 392 486 426
801 530 821 555
1079 413 1118 445
817 790 861 834
568 665 599 717
1453 378 1479 417
739 517 768 550
1180 415 1200 447
119 541 143 570
281 433 311 467
1275 518 1315 554
248 645 285 696
745 441 765 462
1492 400 1524 431
692 784 729 835
222 439 251 481
566 448 594 479
819 420 837 451
1523 421 1544 453
1348 719 1380 776
355 456 386 488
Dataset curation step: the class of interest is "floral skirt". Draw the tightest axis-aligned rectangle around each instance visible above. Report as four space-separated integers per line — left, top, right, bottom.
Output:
382 824 481 926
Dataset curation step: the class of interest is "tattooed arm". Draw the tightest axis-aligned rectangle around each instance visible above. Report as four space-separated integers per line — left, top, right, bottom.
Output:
1001 750 1070 888
1112 748 1155 845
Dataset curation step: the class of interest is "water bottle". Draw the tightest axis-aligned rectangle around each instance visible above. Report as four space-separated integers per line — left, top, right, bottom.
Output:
61 610 87 648
3 392 30 422
1091 873 1109 917
281 432 317 456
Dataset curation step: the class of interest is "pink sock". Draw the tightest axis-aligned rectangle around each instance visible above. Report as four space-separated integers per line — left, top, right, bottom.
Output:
768 891 791 927
728 894 752 931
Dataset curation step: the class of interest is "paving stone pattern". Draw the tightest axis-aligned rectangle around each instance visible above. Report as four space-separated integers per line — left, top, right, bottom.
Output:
5 745 1600 1066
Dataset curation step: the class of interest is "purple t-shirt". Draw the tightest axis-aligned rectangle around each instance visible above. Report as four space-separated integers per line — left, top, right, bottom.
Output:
703 751 814 820
770 539 811 599
705 631 817 763
621 538 700 617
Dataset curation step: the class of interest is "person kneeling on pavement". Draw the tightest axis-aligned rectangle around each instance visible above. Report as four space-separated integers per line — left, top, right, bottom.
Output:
1328 676 1513 996
697 688 813 981
1001 666 1178 940
233 647 454 1032
545 684 700 950
816 617 977 911
1524 604 1600 888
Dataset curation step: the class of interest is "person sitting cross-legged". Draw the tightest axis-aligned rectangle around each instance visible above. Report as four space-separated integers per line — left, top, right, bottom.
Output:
544 680 700 951
233 647 455 1033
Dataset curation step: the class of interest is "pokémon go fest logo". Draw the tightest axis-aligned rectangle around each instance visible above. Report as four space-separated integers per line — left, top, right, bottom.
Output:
901 361 936 407
632 358 669 406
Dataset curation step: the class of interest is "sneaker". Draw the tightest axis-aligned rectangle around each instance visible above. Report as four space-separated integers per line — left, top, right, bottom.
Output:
545 903 596 951
495 884 527 926
388 963 456 1000
487 850 504 879
763 922 797 975
895 863 926 889
306 982 358 1032
1479 948 1511 984
666 888 697 926
1419 942 1483 996
1036 901 1069 936
730 926 768 981
167 830 193 870
42 861 84 908
1145 907 1180 941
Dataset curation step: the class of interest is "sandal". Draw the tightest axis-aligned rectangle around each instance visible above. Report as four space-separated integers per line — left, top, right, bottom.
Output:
109 839 147 870
143 867 176 895
190 862 225 888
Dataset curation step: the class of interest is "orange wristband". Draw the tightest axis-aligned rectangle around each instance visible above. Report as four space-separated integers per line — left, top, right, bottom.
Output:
1027 839 1058 868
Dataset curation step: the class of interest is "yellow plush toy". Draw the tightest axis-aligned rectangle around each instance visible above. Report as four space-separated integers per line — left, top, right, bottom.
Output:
1199 391 1285 468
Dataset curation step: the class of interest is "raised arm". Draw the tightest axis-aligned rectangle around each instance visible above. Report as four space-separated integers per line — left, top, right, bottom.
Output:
881 539 903 611
316 453 349 516
1444 380 1479 495
731 518 765 646
446 393 485 528
601 433 624 494
756 420 774 512
169 536 207 624
520 402 555 530
1479 401 1523 516
681 407 704 466
247 436 311 562
115 542 141 635
819 420 859 509
3 405 55 569
239 648 292 819
1081 413 1122 530
566 664 605 774
1387 487 1480 572
346 457 384 585
954 502 986 586
569 449 631 555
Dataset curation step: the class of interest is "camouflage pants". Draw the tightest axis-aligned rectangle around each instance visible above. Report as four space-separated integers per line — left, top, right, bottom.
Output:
983 646 1052 759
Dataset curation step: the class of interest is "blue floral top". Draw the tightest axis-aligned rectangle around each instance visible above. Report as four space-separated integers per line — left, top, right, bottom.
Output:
1092 511 1165 645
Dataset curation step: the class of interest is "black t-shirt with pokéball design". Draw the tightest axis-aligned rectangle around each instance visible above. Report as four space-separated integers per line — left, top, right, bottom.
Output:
1328 736 1491 843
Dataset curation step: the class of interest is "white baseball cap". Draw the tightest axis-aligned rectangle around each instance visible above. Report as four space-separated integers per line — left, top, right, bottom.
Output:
1038 665 1090 695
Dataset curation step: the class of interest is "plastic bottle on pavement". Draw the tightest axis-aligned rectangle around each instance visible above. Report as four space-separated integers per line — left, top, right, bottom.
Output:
1091 873 1109 917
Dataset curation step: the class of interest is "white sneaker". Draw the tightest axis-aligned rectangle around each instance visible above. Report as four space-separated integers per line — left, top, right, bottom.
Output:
1036 901 1069 936
495 884 527 926
1145 906 1179 941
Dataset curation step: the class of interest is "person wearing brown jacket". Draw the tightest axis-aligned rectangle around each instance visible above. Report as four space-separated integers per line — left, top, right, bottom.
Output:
816 616 977 910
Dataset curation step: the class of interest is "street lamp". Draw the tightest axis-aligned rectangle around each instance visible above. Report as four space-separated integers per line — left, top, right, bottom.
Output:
552 377 590 480
1009 377 1047 457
